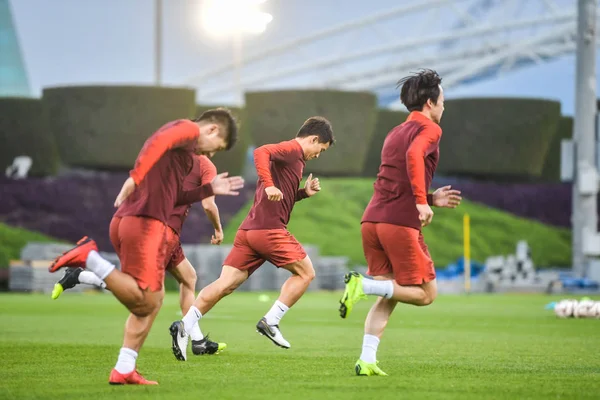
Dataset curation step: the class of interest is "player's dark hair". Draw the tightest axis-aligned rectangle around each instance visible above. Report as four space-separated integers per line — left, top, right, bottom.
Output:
296 116 335 145
397 69 442 112
193 107 238 150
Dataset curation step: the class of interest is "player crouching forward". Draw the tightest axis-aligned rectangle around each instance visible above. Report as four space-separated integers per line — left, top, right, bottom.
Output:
51 155 226 356
339 70 462 376
169 116 335 360
48 109 243 385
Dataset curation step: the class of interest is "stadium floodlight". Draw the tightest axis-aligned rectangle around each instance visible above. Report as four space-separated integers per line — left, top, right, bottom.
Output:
200 0 273 104
201 0 273 37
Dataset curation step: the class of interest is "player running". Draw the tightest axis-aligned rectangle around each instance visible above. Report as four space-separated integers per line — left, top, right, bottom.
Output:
51 154 227 356
338 70 462 376
48 109 243 385
169 116 335 361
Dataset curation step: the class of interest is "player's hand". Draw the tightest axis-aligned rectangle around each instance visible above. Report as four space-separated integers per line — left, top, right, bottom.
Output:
265 186 283 201
416 203 434 227
211 228 224 245
211 172 244 196
304 173 321 197
114 177 136 208
432 185 462 208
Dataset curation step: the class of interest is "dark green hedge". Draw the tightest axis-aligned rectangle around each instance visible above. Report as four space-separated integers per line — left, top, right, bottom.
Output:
43 86 196 169
0 222 60 268
541 116 573 182
438 98 562 180
245 90 378 176
0 97 60 176
194 105 248 176
362 110 409 177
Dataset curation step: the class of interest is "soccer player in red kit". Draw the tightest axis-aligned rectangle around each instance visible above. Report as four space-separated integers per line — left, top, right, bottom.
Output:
338 70 462 376
51 155 227 355
164 154 227 355
48 109 243 385
169 116 334 361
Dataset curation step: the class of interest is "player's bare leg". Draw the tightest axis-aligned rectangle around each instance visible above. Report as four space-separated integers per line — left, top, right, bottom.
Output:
277 256 316 307
256 256 315 349
195 265 248 313
381 278 438 306
352 274 396 376
50 237 165 384
109 290 163 385
103 271 166 316
168 259 197 315
170 265 246 361
364 297 397 338
53 279 163 349
339 271 437 319
122 290 164 352
168 259 226 357
343 275 437 376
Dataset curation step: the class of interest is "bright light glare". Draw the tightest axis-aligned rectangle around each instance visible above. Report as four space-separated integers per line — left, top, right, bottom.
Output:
201 0 273 36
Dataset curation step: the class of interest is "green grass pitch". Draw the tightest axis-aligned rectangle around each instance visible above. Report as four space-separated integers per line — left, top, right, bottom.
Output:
0 292 598 399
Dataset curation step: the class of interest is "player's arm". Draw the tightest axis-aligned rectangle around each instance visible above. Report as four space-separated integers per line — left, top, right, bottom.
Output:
202 196 223 244
176 183 215 205
129 120 199 186
177 173 244 206
202 196 222 231
406 125 441 227
406 125 442 205
254 142 297 201
199 157 223 244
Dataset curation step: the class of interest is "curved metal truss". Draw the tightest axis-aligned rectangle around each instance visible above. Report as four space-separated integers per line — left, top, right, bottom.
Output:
182 0 600 107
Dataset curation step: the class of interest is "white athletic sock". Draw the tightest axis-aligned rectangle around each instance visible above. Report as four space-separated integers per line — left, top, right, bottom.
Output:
78 270 107 289
182 306 202 335
362 278 394 299
264 300 289 326
190 323 204 341
114 347 137 374
86 250 115 280
359 334 380 364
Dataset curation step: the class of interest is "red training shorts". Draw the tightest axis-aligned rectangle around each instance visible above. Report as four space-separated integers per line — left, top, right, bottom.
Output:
166 239 186 271
109 216 177 292
361 222 435 285
223 229 307 276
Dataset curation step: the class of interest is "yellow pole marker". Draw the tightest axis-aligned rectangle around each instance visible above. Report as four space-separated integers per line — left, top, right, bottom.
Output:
464 213 471 294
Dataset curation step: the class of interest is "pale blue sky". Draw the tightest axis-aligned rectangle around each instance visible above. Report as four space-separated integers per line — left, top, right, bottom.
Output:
9 0 596 116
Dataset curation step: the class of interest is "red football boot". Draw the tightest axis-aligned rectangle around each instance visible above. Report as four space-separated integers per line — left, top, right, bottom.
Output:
108 368 158 385
108 369 158 385
48 236 98 273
